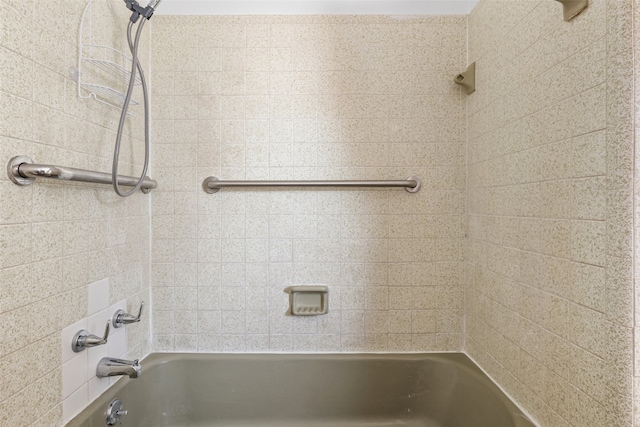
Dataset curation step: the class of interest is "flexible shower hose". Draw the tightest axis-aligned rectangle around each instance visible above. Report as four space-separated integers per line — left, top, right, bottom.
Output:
112 18 150 197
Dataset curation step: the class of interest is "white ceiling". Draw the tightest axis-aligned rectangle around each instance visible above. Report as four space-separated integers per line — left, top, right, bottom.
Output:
155 0 479 15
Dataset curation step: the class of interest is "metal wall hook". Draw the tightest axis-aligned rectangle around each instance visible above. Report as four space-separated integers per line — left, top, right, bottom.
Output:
454 62 476 95
112 301 145 328
555 0 588 21
72 320 110 353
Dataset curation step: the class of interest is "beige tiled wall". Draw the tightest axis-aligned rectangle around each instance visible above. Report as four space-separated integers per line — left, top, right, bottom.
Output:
634 1 640 426
5 0 638 425
150 15 467 352
0 0 151 425
466 0 634 426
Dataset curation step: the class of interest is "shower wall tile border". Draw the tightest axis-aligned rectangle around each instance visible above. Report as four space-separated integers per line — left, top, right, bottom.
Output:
633 0 640 426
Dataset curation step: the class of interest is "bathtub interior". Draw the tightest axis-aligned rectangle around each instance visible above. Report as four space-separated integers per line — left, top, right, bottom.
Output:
67 353 535 427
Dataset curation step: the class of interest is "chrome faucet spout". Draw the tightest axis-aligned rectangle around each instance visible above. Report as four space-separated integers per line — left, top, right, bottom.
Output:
97 357 142 379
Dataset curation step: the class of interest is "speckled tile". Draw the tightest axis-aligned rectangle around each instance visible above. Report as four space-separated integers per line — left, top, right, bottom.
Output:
466 0 636 425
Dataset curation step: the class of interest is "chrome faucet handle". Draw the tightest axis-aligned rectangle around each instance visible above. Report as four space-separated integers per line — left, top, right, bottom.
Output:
112 301 145 329
72 320 110 353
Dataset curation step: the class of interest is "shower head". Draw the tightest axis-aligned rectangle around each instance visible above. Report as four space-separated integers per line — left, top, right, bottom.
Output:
124 0 162 22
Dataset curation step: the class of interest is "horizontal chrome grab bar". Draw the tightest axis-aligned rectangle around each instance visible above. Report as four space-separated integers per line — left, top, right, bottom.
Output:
7 156 157 193
202 176 421 194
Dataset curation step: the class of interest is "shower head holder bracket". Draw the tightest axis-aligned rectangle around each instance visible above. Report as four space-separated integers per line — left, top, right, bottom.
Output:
124 0 157 22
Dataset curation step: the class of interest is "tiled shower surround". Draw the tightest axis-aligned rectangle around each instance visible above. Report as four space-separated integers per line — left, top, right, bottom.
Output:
2 0 640 426
0 0 151 424
149 15 468 353
466 0 635 426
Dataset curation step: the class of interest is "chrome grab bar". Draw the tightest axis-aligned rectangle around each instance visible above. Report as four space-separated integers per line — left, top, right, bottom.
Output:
7 156 157 193
202 176 422 194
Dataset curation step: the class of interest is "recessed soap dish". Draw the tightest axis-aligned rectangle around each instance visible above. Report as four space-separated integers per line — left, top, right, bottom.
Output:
287 286 329 316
